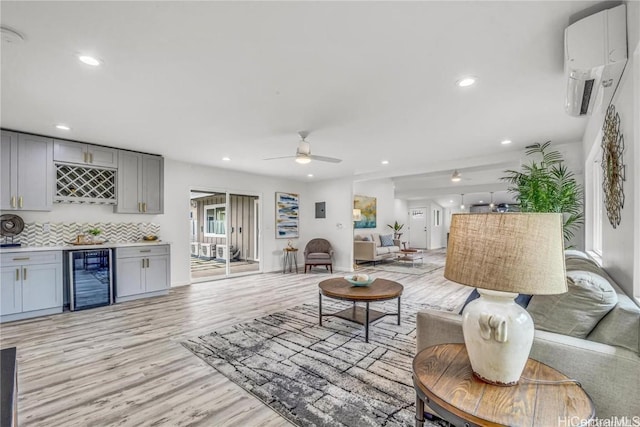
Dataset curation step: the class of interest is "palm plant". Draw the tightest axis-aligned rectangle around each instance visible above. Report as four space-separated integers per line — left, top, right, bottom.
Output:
501 142 583 245
387 221 404 239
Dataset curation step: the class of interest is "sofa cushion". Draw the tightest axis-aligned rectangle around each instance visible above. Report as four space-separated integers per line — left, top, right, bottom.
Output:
587 292 640 354
371 233 382 247
380 234 395 247
376 247 391 255
527 270 618 338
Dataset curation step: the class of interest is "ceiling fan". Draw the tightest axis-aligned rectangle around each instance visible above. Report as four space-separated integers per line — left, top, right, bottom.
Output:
264 131 342 164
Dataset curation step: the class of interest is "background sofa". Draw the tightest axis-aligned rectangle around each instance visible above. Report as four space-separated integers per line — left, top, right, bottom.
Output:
416 250 640 418
354 232 401 264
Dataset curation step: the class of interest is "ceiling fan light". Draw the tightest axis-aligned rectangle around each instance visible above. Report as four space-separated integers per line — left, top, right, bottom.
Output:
451 170 462 182
295 156 311 164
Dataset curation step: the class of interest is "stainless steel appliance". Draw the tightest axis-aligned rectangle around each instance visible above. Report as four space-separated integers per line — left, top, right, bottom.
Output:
67 249 113 311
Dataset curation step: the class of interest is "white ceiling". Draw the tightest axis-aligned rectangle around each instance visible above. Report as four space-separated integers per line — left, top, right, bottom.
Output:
1 1 596 202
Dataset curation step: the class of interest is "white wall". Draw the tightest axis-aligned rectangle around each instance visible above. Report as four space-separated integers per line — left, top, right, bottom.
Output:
582 0 639 297
353 178 396 236
301 177 355 272
160 159 307 285
393 198 408 230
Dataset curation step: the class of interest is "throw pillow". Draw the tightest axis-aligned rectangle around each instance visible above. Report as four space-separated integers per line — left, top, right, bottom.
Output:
527 270 618 338
362 236 370 241
380 234 395 247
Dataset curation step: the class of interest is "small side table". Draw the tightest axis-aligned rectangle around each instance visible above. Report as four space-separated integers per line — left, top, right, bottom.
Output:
413 344 594 427
283 248 298 273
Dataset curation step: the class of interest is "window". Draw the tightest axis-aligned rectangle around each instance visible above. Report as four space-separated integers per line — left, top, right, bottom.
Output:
204 203 226 237
591 159 603 256
585 141 602 259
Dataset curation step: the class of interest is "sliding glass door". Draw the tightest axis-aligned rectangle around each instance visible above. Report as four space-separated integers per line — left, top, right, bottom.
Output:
189 189 261 281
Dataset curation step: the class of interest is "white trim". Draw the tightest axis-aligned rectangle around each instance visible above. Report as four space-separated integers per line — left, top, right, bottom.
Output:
633 40 640 301
585 135 603 256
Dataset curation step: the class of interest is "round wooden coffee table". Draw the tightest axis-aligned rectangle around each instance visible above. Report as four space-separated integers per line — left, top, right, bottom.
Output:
318 277 403 342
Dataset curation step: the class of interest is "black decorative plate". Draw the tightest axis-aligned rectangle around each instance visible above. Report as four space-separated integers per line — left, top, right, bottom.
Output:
0 214 25 237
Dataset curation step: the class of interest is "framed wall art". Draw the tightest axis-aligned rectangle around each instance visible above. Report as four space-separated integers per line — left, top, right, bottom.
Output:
354 195 376 229
275 192 299 238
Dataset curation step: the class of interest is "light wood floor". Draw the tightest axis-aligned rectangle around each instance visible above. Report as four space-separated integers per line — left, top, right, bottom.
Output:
0 249 471 427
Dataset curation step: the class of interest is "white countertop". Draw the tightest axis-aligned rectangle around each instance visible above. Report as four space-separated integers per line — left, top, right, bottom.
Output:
0 241 169 253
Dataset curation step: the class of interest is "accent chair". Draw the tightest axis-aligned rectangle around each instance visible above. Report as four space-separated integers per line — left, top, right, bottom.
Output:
303 238 334 273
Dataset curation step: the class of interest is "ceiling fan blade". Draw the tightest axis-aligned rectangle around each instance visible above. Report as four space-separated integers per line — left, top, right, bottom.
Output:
263 155 297 161
309 154 342 163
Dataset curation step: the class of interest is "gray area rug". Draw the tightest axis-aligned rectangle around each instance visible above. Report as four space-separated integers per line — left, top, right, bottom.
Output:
183 301 451 427
371 262 443 276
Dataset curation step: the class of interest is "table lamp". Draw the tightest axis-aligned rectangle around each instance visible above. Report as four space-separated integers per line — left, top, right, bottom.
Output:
444 213 567 386
353 209 362 222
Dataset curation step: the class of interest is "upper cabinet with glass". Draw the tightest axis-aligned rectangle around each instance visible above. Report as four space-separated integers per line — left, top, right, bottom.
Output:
204 204 226 237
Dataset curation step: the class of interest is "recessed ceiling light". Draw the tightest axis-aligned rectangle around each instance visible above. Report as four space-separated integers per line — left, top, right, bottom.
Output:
479 200 484 203
78 55 101 66
381 160 389 165
55 124 71 130
501 139 512 145
307 174 314 178
449 200 453 203
222 157 231 161
456 76 476 87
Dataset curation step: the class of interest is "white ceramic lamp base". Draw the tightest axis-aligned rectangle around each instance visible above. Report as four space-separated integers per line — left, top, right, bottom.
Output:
461 289 534 386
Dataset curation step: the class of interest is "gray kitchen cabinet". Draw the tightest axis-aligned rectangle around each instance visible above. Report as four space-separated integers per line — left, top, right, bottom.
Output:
114 151 164 214
0 251 63 322
115 245 170 302
1 131 53 211
54 139 118 168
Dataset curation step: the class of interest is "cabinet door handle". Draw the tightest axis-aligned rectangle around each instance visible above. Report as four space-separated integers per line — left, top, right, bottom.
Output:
15 269 20 281
143 202 147 213
89 153 93 163
10 196 16 208
142 259 145 269
146 259 150 268
138 202 142 212
83 152 88 163
139 249 151 253
18 197 23 208
23 268 27 280
12 257 29 261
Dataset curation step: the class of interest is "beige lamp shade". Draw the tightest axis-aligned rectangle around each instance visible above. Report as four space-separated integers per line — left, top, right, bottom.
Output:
444 213 567 295
353 209 362 222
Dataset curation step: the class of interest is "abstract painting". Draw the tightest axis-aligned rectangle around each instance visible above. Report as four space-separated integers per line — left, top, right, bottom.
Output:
275 192 299 238
354 195 376 229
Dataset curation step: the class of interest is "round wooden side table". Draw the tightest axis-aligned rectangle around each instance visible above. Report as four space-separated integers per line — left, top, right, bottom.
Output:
413 343 595 427
282 247 298 273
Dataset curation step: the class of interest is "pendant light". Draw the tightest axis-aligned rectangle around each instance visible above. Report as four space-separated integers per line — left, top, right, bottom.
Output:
451 170 462 182
489 192 495 209
460 194 465 210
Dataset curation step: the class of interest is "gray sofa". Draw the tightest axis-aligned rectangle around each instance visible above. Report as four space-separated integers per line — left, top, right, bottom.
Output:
416 251 640 418
354 232 401 264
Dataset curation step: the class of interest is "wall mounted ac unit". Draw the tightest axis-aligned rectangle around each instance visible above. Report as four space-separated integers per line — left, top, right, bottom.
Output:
564 4 627 116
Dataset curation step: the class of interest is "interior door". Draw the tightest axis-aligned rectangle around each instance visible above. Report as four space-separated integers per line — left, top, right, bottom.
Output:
409 207 428 249
430 206 445 249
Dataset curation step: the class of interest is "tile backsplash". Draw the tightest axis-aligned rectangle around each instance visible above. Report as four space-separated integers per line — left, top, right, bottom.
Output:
9 222 160 247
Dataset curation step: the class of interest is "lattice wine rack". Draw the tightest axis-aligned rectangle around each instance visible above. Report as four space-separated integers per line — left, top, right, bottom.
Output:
55 164 117 204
